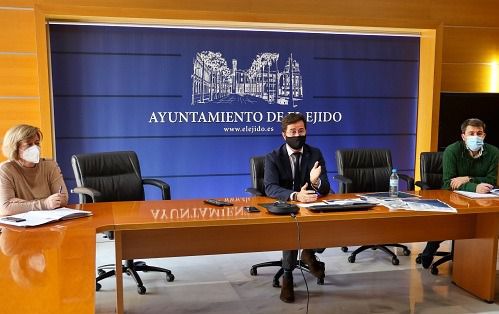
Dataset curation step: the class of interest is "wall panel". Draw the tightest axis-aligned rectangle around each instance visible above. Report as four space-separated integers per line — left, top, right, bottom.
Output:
0 9 36 52
441 63 492 92
443 27 499 64
0 99 40 137
0 55 38 96
441 26 499 92
0 5 38 162
430 0 499 28
0 1 34 6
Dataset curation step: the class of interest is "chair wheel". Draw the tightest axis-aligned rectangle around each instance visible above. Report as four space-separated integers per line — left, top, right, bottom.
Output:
166 273 175 282
392 257 399 265
415 254 422 264
347 255 355 263
138 286 146 295
250 267 257 276
341 247 348 252
96 282 102 291
403 249 411 256
317 277 324 285
430 267 439 275
97 269 106 276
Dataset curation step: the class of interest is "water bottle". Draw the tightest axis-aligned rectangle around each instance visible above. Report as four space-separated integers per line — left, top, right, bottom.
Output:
389 169 399 197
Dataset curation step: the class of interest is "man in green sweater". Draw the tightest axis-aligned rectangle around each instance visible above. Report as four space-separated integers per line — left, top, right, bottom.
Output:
421 118 499 268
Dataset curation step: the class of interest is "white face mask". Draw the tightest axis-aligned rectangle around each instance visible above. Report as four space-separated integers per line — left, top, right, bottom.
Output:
22 145 40 164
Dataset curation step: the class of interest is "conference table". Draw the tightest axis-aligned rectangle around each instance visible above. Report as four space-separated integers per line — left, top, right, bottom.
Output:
1 190 499 313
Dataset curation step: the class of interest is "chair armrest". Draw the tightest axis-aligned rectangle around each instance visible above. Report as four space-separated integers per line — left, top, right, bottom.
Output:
414 181 431 190
245 187 263 196
71 187 101 203
333 174 352 193
143 178 171 200
398 174 415 190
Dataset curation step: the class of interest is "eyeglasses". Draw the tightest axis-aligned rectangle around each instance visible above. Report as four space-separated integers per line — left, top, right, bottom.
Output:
286 128 306 136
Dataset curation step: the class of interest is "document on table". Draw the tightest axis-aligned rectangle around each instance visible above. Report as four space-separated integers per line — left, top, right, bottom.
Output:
358 191 420 200
454 190 499 199
379 198 457 213
0 207 92 227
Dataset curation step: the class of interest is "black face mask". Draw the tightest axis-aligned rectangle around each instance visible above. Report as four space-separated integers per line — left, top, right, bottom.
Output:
285 135 306 150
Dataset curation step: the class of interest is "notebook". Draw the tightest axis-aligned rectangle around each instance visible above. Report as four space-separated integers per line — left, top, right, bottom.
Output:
305 199 378 212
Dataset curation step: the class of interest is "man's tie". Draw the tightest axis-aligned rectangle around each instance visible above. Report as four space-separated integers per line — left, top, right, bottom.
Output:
292 152 301 192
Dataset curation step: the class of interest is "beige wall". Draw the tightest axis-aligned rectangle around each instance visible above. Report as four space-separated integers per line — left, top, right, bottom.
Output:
1 1 498 175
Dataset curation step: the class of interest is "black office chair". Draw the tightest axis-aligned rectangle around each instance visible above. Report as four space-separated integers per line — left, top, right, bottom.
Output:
71 151 175 294
414 151 452 275
334 149 413 265
245 156 323 287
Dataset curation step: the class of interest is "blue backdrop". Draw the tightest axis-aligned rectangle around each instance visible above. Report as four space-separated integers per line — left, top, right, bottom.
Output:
49 25 419 203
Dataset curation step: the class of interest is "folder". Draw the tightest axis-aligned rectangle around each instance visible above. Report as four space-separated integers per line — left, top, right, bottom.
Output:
0 208 92 227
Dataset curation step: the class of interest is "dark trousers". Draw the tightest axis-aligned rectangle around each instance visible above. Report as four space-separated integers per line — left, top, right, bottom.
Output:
422 240 443 256
282 248 325 270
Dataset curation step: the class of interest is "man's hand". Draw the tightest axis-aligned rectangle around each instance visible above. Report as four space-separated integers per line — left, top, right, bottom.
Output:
296 183 318 203
309 161 321 186
450 176 470 190
476 183 494 194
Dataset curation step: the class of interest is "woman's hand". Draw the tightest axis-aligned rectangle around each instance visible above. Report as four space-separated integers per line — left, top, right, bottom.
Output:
44 193 63 209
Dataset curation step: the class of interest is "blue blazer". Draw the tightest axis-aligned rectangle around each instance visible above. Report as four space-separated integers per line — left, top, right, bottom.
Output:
264 144 331 201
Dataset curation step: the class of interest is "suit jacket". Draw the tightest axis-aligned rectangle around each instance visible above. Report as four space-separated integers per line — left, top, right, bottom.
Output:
264 144 331 201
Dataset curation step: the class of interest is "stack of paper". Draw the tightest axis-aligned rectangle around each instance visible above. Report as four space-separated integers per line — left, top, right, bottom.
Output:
454 190 499 199
0 208 92 227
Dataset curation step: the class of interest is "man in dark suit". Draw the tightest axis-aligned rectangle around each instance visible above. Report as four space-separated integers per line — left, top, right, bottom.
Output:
264 113 331 303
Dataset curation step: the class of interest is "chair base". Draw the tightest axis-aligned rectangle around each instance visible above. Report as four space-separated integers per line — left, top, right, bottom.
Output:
416 251 453 275
346 244 411 266
250 260 324 287
96 259 174 294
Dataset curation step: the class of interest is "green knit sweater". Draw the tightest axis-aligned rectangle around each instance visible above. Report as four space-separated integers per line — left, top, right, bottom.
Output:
442 140 499 192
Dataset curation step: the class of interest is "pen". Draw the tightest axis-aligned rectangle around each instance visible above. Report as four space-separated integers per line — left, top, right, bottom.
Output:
58 186 62 194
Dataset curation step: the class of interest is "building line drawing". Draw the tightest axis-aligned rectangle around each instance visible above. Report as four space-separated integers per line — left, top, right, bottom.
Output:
191 51 303 106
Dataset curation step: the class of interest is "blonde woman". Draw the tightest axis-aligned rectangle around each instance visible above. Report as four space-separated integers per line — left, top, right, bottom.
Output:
0 124 68 216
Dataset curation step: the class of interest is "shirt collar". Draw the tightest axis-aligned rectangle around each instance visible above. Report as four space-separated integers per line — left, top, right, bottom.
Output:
468 146 483 159
285 144 303 157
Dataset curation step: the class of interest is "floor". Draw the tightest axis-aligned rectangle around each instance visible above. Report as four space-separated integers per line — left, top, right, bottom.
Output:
94 239 499 314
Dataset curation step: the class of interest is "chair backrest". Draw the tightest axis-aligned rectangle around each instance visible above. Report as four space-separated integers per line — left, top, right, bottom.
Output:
336 149 393 193
419 152 444 190
71 151 146 203
249 156 266 195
